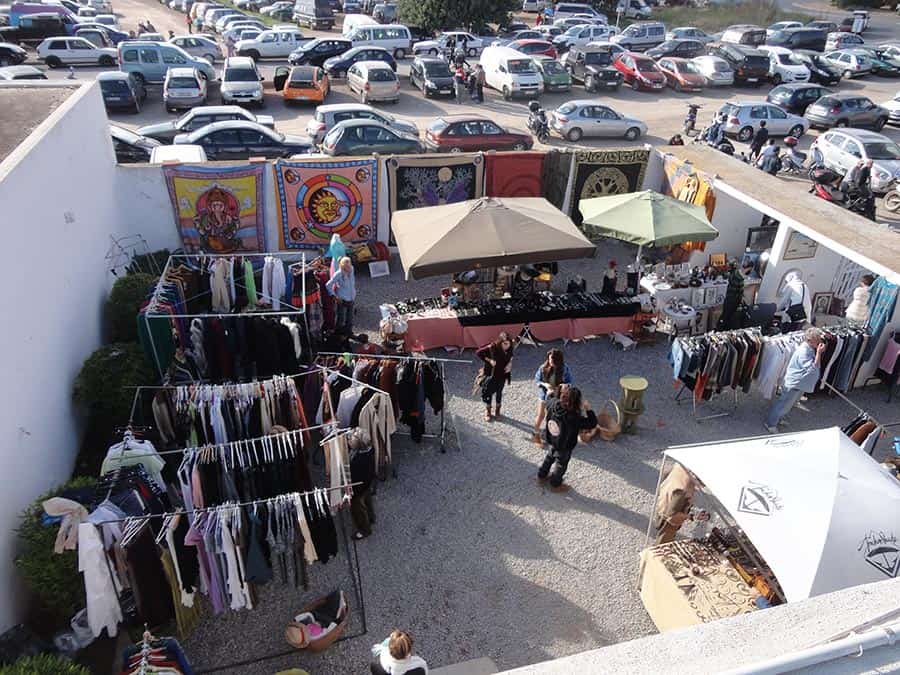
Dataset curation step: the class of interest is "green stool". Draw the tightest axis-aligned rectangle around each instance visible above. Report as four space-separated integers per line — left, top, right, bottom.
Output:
619 376 648 434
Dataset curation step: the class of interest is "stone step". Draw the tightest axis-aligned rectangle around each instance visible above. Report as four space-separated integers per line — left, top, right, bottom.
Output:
432 656 499 675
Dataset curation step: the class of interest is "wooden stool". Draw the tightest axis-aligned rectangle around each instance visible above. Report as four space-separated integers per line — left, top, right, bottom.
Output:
619 376 648 434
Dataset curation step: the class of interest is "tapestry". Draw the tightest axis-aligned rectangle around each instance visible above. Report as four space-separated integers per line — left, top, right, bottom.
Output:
386 153 484 244
569 149 650 225
660 154 717 220
485 151 546 198
541 149 572 210
162 164 265 253
274 158 378 250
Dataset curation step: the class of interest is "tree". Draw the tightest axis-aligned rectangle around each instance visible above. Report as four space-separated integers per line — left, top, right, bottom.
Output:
398 0 519 33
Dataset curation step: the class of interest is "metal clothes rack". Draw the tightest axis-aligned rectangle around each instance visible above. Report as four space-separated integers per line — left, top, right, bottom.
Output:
824 382 900 453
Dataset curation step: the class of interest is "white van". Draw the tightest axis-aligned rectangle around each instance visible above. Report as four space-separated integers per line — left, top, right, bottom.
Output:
479 45 543 100
342 13 377 37
349 24 412 59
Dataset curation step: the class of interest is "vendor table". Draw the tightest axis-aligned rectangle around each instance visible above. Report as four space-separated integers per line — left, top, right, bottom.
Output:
638 541 758 632
640 276 761 309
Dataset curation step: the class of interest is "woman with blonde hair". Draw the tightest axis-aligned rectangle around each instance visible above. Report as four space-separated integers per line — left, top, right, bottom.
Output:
370 629 428 674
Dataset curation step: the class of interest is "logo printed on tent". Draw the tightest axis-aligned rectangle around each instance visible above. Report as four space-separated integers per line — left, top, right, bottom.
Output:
737 483 783 517
858 531 900 578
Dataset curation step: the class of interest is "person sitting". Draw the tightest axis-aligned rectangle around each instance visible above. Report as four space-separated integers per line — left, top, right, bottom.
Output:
668 134 685 146
759 146 781 176
370 630 428 675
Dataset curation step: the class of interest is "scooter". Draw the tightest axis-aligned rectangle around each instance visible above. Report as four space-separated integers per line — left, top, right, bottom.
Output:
527 102 550 144
683 103 702 136
882 177 900 212
809 167 876 220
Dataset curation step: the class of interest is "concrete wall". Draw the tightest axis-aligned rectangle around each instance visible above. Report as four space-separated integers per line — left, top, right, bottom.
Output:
0 83 122 631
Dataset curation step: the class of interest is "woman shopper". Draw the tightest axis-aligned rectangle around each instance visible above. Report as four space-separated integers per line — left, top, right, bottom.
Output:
326 256 356 334
476 332 515 421
370 630 428 675
845 274 874 325
532 348 572 444
537 384 597 492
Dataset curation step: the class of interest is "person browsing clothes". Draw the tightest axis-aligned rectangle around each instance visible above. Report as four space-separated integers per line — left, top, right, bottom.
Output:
537 385 597 492
326 256 356 334
765 327 825 432
476 332 516 421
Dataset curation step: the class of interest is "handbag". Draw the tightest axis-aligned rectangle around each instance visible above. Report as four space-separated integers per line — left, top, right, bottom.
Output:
786 286 806 322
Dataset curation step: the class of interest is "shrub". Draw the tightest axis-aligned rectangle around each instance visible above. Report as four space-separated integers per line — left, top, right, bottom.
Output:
73 343 154 427
3 654 91 675
106 273 157 343
14 477 97 626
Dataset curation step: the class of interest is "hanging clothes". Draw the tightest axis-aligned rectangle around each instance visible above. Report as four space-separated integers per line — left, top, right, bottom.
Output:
78 522 123 637
863 277 899 361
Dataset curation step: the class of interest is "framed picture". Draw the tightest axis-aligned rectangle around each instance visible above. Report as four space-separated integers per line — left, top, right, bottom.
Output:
692 309 709 335
692 288 706 307
783 231 818 260
368 260 390 278
709 253 726 267
813 292 834 316
746 225 778 253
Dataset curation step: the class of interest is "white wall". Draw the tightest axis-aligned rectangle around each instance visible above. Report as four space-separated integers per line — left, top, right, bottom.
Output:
0 83 122 631
688 186 764 268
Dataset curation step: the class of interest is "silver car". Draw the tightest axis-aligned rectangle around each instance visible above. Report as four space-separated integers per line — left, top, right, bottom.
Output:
347 61 400 104
163 67 208 111
169 35 222 62
691 55 734 86
221 56 264 106
823 49 873 78
810 128 900 192
306 103 419 143
719 100 809 141
667 26 714 44
550 100 647 142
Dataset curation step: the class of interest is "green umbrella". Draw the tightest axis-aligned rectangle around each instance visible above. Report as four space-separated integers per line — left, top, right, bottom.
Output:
579 190 718 264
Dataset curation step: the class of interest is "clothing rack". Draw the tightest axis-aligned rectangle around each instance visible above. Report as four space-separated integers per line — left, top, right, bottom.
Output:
825 381 900 441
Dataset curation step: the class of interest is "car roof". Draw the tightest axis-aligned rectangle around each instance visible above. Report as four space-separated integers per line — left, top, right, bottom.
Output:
414 56 445 63
189 120 269 135
224 55 255 67
513 39 551 45
760 45 790 53
0 65 43 76
824 92 870 100
354 59 393 69
437 114 490 122
96 70 130 80
774 82 820 89
289 65 316 76
332 118 388 128
726 100 777 107
660 56 690 62
580 44 613 52
561 99 611 106
318 103 381 112
693 54 726 63
167 67 198 77
347 45 389 54
828 128 889 141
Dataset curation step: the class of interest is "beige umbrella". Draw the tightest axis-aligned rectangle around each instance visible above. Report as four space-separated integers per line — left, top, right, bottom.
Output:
391 197 597 280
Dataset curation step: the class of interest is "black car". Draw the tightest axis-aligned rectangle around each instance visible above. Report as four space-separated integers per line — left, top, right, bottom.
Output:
409 56 454 96
806 20 837 33
0 41 27 66
707 42 769 85
322 46 396 78
372 2 396 23
765 27 826 52
110 125 160 163
793 50 842 85
288 37 352 66
565 45 622 92
406 25 434 43
0 13 71 46
321 119 422 155
645 39 704 60
97 71 147 113
137 106 276 143
767 83 833 114
173 120 313 159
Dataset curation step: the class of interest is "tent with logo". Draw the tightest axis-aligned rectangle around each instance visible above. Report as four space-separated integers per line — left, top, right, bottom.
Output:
657 427 900 603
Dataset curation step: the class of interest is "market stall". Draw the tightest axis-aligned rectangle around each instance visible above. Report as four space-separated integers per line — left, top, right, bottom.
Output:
640 427 900 631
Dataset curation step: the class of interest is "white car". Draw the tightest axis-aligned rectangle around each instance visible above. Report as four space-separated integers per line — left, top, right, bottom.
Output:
758 45 810 84
93 14 119 29
810 128 900 192
823 49 873 78
170 35 222 62
719 100 810 142
825 31 864 51
881 91 900 125
37 36 117 67
235 27 307 59
76 6 97 18
666 26 713 44
691 55 733 86
521 0 546 11
412 31 482 57
766 20 802 39
553 24 617 52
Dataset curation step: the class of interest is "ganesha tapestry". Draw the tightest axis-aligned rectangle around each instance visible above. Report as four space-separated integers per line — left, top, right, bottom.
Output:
568 149 650 225
162 164 266 253
274 158 378 250
386 153 484 244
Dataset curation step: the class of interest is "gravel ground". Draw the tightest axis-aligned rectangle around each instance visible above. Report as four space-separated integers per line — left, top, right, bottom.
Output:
183 245 899 674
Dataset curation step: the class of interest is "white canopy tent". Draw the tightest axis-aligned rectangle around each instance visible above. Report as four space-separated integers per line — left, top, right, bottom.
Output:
665 427 900 603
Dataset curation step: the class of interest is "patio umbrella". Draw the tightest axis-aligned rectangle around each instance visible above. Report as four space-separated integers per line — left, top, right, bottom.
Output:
391 197 596 280
579 190 718 264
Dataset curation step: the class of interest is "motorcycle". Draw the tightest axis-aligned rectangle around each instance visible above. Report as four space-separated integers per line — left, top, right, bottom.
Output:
779 136 806 175
527 105 550 144
809 167 876 220
683 103 702 136
882 178 900 212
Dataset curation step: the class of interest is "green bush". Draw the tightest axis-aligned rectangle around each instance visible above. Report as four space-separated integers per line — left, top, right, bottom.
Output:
0 654 91 675
14 477 97 626
73 343 154 426
106 273 157 343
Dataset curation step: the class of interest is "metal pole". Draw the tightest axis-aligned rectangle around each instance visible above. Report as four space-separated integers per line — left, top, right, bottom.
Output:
317 351 472 364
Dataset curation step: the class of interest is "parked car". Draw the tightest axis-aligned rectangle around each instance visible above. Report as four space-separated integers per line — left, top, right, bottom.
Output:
617 0 650 19
656 57 705 91
320 118 421 155
138 106 275 142
173 120 313 158
765 27 826 51
111 125 161 163
536 25 563 40
348 24 413 58
550 100 646 141
133 33 167 43
408 55 454 96
259 0 291 14
347 59 399 103
372 2 396 24
565 44 622 91
219 56 264 106
93 13 118 28
118 41 217 83
74 22 128 44
881 91 900 126
412 31 482 57
810 128 900 192
164 66 207 111
720 24 766 47
706 43 769 85
522 0 546 11
552 23 616 52
492 29 542 46
37 35 117 67
805 93 888 130
806 20 837 33
613 51 666 90
792 50 842 85
876 43 900 61
691 54 734 86
645 38 704 60
292 0 335 30
424 115 532 152
849 47 900 77
507 38 557 58
75 28 111 49
823 49 872 79
324 45 395 77
479 45 544 99
274 64 330 104
288 37 352 66
236 27 309 60
767 83 832 114
306 102 417 143
665 26 713 44
0 64 46 78
552 3 606 22
532 54 571 92
757 45 810 84
0 41 27 66
97 70 146 112
825 31 863 51
76 7 98 19
610 21 665 51
170 35 222 62
718 100 809 141
766 20 802 38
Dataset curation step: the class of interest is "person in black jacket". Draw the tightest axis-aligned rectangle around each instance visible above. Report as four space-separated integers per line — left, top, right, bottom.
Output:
537 385 597 492
749 120 768 161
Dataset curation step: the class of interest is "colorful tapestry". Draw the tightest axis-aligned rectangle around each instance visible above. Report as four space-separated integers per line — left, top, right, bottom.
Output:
541 149 572 210
660 154 717 220
569 149 650 225
386 153 484 244
162 164 265 253
485 151 546 197
274 158 378 250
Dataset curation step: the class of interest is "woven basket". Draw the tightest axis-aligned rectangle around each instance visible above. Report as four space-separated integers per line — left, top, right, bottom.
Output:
595 399 621 442
285 593 349 653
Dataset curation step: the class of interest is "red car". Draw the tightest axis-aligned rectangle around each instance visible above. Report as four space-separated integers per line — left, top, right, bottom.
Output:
614 52 667 91
424 115 533 152
507 39 557 59
656 57 706 92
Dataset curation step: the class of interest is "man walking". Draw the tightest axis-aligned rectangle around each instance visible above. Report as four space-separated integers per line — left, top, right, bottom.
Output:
765 328 825 432
472 64 485 103
749 120 768 161
186 12 193 33
326 256 356 334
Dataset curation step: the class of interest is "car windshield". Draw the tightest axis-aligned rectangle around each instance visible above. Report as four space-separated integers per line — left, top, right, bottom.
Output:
864 142 900 160
657 40 675 50
368 69 395 82
169 77 198 88
424 62 452 77
719 103 739 116
508 59 535 73
100 80 130 93
678 61 700 74
429 118 449 132
564 25 586 35
541 60 565 74
323 126 341 145
713 61 730 72
289 75 315 87
777 53 802 65
770 85 789 97
584 51 611 65
225 67 258 81
634 58 658 71
557 102 576 114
